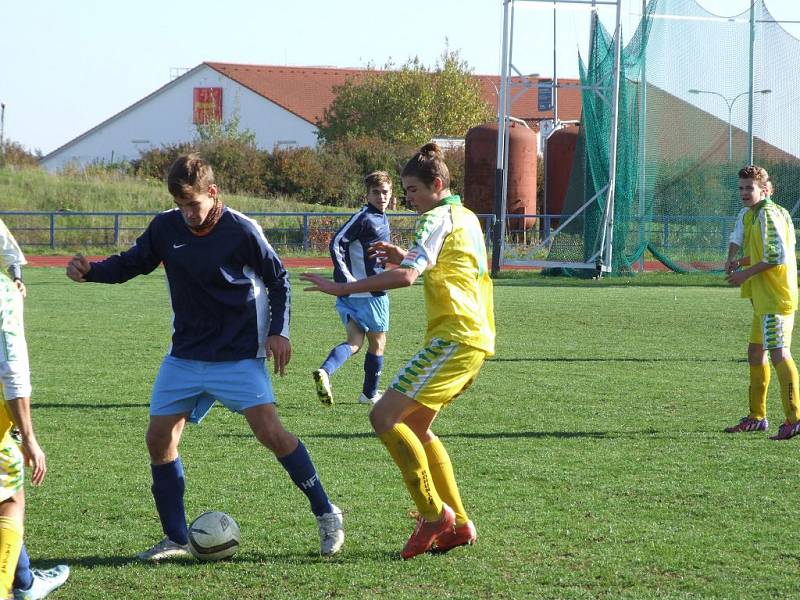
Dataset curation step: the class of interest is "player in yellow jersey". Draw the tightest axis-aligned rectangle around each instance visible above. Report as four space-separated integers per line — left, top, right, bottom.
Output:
0 272 69 600
0 224 69 600
301 142 495 558
725 165 800 440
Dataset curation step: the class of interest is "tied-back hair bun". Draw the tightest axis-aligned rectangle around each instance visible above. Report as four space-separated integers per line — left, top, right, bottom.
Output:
419 142 442 160
402 141 451 188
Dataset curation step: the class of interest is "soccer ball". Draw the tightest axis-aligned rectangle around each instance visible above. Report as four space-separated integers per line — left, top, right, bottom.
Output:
188 511 241 561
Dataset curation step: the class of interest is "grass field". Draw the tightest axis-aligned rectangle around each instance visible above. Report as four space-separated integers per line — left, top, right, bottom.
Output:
15 268 800 599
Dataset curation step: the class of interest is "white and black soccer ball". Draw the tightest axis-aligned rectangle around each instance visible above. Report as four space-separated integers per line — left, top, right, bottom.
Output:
188 511 241 561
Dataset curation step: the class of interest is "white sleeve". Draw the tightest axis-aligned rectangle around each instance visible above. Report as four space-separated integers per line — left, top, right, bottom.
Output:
728 208 747 246
399 208 453 274
0 219 26 274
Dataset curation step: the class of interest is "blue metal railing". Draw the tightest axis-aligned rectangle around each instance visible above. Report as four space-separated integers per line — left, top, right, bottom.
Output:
0 211 502 251
7 210 791 256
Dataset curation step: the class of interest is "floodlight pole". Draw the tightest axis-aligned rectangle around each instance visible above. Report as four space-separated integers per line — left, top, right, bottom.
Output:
688 89 771 161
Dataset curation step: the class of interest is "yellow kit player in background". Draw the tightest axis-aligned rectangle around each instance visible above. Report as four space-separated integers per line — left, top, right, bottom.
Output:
725 165 800 440
302 142 495 558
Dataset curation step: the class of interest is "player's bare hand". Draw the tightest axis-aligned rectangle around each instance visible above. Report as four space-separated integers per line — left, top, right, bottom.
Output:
724 259 739 275
14 280 26 298
299 273 346 296
20 436 46 486
66 253 91 282
368 241 406 265
266 335 291 376
726 270 748 286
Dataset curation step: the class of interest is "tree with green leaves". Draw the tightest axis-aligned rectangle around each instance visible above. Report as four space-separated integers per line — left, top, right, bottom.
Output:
317 49 493 146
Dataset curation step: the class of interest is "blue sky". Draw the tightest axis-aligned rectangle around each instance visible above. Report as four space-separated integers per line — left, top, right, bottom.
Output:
2 0 798 155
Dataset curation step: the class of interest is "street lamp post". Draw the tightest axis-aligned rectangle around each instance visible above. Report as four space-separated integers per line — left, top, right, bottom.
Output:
688 88 771 161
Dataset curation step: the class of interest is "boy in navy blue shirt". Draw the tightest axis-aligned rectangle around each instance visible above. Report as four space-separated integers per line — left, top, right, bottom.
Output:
66 154 344 559
312 171 392 406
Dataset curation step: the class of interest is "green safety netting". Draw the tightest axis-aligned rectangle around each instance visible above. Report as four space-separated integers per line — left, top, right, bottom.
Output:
545 0 800 275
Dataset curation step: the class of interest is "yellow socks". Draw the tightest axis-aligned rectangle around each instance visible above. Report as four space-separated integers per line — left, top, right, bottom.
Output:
0 516 23 598
775 359 800 423
423 437 469 526
378 424 442 522
748 363 770 421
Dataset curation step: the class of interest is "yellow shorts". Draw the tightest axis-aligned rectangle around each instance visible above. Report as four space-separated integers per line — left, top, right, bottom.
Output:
389 338 486 411
0 433 23 503
749 312 794 350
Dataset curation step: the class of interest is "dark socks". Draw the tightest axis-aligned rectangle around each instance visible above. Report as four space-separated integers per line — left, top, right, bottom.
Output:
151 458 188 545
13 544 31 591
277 441 332 516
363 352 384 397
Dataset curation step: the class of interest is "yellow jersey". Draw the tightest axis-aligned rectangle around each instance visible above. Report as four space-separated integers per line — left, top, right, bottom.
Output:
400 196 495 355
741 198 798 315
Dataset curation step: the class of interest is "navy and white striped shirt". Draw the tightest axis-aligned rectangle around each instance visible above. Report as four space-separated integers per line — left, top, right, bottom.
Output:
330 204 390 298
86 207 290 362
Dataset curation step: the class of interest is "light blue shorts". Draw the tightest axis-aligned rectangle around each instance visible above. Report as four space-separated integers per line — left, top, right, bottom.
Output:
335 295 389 333
151 355 274 423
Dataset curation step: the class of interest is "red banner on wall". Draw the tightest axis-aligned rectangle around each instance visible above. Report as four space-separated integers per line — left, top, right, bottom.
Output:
193 88 223 124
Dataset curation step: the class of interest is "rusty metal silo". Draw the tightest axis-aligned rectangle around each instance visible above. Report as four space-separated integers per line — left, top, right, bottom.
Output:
544 125 579 230
464 121 538 232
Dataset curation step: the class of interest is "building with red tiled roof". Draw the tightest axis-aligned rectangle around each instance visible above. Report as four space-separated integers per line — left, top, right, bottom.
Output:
205 62 582 129
41 62 582 171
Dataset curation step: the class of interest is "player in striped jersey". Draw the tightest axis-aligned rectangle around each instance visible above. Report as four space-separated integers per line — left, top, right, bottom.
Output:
302 142 495 558
725 165 800 440
312 171 392 406
66 154 344 559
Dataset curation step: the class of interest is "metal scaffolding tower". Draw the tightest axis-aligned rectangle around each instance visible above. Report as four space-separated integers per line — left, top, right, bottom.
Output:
491 0 624 276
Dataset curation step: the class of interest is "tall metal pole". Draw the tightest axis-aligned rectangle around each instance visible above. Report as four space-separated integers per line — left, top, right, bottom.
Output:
637 0 647 272
727 102 733 162
492 0 513 277
747 1 755 164
553 2 558 125
543 2 558 239
597 0 624 273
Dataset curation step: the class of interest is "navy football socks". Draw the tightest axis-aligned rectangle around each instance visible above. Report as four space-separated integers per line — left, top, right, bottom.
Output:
363 352 384 397
151 458 188 545
278 441 331 516
13 543 32 591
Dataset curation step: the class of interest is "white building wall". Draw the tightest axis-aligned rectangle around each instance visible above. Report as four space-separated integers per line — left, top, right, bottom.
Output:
41 64 319 172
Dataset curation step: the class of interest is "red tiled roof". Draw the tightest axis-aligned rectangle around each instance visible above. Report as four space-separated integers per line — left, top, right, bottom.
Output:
205 62 582 127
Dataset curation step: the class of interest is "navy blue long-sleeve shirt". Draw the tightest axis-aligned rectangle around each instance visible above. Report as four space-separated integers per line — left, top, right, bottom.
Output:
329 203 390 298
86 207 290 362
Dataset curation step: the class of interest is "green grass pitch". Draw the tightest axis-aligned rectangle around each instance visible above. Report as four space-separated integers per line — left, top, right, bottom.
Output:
15 268 800 599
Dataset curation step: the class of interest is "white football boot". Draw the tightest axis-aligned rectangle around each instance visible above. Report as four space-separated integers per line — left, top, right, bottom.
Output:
358 390 383 405
316 504 344 556
13 565 70 600
136 537 191 561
